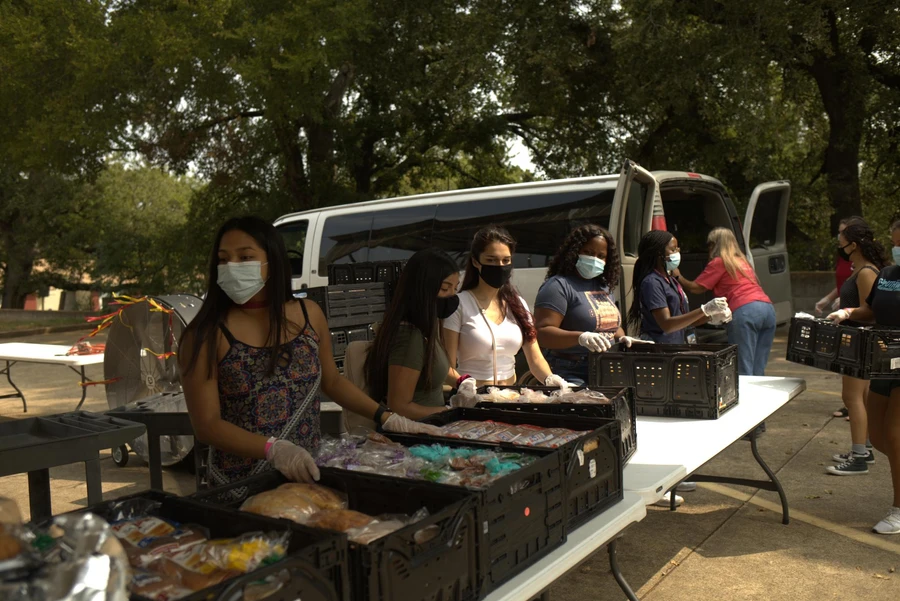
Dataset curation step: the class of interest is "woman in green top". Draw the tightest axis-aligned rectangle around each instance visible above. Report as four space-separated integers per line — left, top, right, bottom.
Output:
365 249 467 418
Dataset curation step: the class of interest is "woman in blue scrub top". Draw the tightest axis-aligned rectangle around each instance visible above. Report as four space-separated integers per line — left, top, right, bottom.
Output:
627 230 731 343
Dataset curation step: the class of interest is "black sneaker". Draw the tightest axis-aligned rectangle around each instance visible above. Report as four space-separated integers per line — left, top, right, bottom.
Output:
832 450 875 464
826 455 869 476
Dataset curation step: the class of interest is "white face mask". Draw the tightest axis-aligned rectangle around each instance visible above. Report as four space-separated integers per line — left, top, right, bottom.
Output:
217 261 268 305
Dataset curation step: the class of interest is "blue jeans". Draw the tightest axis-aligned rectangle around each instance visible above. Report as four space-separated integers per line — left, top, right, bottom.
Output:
726 301 776 376
546 354 588 386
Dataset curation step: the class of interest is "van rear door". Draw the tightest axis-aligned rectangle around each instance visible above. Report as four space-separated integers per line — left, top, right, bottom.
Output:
609 160 660 332
743 181 793 324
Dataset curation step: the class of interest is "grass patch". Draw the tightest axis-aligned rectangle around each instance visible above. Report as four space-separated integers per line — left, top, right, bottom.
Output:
0 317 91 333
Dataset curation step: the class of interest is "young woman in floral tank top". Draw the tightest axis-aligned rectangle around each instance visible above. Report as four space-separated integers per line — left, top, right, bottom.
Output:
179 217 439 488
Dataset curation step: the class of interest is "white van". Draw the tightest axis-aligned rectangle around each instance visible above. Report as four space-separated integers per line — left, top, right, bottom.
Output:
274 160 792 339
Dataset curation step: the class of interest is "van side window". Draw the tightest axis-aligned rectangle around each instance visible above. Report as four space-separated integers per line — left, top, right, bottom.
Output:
433 189 615 268
277 220 309 276
318 214 373 273
369 206 437 262
621 182 648 257
748 190 781 249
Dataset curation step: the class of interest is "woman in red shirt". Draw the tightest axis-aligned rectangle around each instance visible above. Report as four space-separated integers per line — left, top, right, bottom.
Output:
675 227 775 376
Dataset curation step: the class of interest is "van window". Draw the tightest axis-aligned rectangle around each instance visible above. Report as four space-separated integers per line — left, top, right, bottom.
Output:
277 220 309 276
748 190 781 249
432 189 616 268
369 206 436 262
318 214 373 272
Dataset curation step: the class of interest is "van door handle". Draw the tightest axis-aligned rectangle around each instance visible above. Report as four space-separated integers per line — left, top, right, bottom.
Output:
768 255 786 274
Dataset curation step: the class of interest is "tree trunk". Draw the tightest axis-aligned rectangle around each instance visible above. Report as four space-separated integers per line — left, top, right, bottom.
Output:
1 231 37 309
808 53 866 235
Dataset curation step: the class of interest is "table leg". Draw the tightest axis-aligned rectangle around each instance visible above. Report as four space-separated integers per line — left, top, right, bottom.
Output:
1 360 27 412
607 538 639 601
84 457 103 506
27 469 52 522
68 365 89 411
148 432 164 491
688 425 791 525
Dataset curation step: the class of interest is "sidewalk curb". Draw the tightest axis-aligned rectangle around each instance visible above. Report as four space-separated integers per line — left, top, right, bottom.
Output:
0 324 94 340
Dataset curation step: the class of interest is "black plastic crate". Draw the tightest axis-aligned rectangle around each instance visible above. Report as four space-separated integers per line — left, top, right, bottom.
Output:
786 317 900 379
369 435 565 596
588 343 739 419
415 408 622 531
472 385 636 465
192 469 480 601
62 490 349 601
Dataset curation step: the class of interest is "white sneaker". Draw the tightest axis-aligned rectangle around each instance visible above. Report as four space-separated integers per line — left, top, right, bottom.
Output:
653 491 684 507
873 507 900 535
676 481 697 492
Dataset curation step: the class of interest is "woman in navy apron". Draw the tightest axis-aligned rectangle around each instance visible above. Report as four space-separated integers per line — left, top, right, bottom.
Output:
179 216 439 491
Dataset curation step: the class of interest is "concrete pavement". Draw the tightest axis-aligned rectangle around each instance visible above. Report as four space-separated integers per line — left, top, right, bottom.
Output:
0 327 897 599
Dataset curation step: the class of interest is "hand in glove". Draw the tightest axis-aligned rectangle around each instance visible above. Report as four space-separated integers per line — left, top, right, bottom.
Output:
267 439 320 483
457 377 477 398
382 412 443 436
814 296 830 315
709 307 733 325
701 297 730 317
544 374 571 389
619 336 654 348
578 332 612 353
827 309 851 323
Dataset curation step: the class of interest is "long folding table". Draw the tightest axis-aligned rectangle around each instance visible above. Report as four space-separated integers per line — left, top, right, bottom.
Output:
0 342 104 413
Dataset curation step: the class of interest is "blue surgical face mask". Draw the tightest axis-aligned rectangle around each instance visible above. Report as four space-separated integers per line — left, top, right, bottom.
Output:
893 246 900 265
576 254 606 279
665 251 681 272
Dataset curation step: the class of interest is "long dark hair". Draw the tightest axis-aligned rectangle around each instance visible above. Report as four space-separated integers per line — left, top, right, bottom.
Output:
841 221 887 269
546 224 620 291
365 248 459 403
180 216 296 378
461 226 536 342
627 230 675 331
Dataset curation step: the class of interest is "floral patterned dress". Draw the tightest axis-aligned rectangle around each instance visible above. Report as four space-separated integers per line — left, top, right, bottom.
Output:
210 303 322 487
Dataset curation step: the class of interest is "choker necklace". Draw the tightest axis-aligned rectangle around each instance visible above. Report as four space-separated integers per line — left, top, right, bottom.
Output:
240 300 268 309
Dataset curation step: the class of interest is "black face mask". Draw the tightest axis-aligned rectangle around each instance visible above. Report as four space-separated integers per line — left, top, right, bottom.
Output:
478 263 513 289
436 294 460 319
837 243 853 261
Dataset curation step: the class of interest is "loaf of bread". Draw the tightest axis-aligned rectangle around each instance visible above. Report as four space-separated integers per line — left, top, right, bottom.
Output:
277 483 346 511
240 487 320 524
306 509 375 532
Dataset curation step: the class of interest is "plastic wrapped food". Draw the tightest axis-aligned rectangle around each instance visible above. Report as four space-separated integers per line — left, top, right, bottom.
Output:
240 487 321 524
553 389 610 404
517 388 552 403
111 518 207 565
149 558 240 592
478 387 521 402
131 568 196 599
347 520 405 544
276 483 347 511
306 509 375 532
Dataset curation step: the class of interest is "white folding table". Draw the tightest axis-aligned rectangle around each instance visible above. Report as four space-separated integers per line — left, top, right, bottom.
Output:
625 376 807 521
483 492 647 601
0 342 105 413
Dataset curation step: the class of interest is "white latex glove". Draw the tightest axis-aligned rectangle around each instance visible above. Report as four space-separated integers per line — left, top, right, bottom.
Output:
709 307 733 325
267 439 320 483
814 296 830 315
827 309 851 323
544 374 571 389
831 298 840 311
701 297 730 317
578 332 613 353
619 336 654 348
457 377 477 398
382 412 443 436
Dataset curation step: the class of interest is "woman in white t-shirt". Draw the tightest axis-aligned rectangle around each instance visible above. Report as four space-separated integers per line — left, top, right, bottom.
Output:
443 226 565 387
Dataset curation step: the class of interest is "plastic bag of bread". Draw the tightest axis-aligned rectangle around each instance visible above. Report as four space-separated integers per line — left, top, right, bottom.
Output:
240 487 320 524
111 517 207 566
346 519 405 544
277 483 346 511
131 569 194 600
479 387 520 402
149 557 240 592
305 509 375 532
